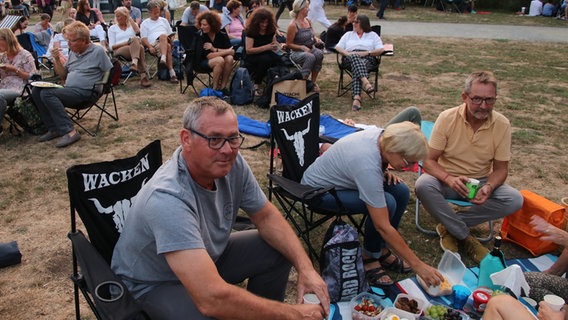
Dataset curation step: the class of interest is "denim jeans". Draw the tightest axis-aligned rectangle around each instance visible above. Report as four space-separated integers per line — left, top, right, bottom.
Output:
309 181 410 258
0 89 21 121
32 86 92 135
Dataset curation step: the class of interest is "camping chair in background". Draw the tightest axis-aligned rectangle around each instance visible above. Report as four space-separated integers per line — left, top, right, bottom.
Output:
65 60 121 136
334 25 383 99
414 121 493 242
267 93 367 260
0 14 22 29
67 139 162 320
177 25 213 95
16 33 40 70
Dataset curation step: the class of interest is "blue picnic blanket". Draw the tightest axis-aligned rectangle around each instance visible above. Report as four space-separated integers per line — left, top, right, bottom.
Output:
237 114 360 140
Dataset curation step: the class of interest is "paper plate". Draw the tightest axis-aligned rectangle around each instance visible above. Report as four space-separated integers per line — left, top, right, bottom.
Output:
31 81 63 88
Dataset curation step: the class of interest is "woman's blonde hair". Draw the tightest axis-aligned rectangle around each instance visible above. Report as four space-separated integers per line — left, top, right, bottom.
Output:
114 6 130 17
380 121 428 162
290 0 308 18
0 28 22 54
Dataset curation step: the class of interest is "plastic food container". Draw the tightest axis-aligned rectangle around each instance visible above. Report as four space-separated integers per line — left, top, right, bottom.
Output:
423 302 471 320
379 307 417 320
417 250 466 297
350 292 388 320
393 294 426 318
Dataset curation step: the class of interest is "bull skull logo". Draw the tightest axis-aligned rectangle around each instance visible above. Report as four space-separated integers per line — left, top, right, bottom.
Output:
281 119 311 166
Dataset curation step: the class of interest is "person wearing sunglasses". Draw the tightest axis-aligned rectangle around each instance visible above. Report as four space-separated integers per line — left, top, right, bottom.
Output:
112 96 330 320
415 70 523 264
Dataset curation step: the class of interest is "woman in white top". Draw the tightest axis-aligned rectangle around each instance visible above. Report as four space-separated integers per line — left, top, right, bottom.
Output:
334 14 384 111
108 6 152 87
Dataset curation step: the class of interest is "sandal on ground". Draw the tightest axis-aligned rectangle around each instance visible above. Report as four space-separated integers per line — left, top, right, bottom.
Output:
363 258 394 286
352 98 362 111
313 83 320 93
364 83 375 95
378 249 412 274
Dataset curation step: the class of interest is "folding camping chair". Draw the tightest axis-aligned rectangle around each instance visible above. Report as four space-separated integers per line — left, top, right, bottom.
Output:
177 25 213 95
414 121 493 242
267 93 367 261
334 25 384 99
65 59 122 136
67 139 163 320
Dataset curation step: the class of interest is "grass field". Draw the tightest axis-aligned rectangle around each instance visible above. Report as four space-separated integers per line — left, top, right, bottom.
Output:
0 4 567 319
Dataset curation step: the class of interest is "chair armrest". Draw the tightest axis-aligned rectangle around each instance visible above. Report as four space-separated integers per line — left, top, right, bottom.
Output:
267 174 334 201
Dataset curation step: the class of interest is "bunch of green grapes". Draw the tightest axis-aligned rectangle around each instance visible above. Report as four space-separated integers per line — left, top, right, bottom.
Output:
425 305 447 320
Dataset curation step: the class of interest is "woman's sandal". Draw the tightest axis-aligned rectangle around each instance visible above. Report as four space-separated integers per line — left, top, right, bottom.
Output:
363 258 394 286
378 249 412 274
352 98 362 111
364 83 375 95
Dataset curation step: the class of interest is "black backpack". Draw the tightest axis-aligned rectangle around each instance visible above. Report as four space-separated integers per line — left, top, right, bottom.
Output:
320 218 369 302
230 67 254 105
255 66 294 109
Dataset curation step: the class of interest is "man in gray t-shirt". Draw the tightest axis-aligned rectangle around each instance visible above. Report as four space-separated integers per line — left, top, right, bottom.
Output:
180 1 209 26
32 21 112 148
111 97 329 320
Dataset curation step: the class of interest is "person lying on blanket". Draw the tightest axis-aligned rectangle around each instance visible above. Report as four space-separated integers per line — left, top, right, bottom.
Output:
302 120 444 287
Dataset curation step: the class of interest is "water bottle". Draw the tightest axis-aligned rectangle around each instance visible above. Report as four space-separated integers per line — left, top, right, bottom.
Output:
477 236 507 290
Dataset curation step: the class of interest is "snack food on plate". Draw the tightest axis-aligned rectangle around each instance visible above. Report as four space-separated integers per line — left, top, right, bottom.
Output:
395 296 420 314
353 296 382 318
417 274 453 296
351 292 388 320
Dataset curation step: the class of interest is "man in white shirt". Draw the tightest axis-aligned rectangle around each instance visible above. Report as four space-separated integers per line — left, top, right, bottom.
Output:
528 0 543 16
141 0 177 82
180 1 208 26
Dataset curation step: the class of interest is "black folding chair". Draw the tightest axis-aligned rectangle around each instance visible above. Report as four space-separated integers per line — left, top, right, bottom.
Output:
177 25 212 95
67 140 163 320
267 93 367 261
65 60 121 136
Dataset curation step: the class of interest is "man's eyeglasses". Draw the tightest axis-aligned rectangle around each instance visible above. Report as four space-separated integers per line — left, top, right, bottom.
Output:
353 20 360 23
189 129 245 150
467 95 497 106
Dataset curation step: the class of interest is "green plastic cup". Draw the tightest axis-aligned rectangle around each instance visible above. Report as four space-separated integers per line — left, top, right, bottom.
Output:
465 178 480 199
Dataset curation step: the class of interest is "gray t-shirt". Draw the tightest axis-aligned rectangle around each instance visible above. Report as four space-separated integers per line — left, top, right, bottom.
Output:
65 44 113 90
111 147 267 298
181 5 208 26
129 6 142 22
301 127 387 209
